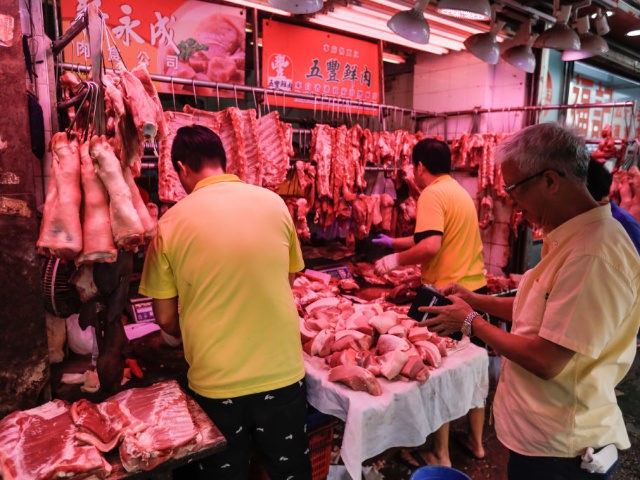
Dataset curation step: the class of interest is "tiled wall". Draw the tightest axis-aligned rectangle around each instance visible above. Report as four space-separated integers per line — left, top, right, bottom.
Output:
413 50 528 140
451 172 513 277
412 50 521 275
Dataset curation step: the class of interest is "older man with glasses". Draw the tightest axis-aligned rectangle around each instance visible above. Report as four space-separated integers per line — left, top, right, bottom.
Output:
420 122 640 480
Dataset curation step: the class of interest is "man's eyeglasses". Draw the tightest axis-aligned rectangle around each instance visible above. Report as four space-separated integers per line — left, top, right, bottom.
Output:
502 169 565 195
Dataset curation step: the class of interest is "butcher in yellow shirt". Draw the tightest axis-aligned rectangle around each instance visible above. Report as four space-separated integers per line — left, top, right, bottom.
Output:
373 138 487 466
140 125 310 480
421 123 640 480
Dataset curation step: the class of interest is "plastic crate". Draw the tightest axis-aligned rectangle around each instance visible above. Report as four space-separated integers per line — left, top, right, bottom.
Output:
308 417 336 480
250 414 337 480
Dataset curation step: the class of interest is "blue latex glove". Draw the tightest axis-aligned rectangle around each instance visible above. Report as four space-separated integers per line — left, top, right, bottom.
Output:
371 234 394 249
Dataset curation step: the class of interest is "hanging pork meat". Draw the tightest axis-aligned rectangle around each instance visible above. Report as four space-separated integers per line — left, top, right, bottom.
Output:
37 132 83 260
158 111 191 203
257 110 291 190
77 140 117 264
89 135 144 250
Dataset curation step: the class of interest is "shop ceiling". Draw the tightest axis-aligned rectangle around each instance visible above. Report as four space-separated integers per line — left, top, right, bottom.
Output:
230 0 640 73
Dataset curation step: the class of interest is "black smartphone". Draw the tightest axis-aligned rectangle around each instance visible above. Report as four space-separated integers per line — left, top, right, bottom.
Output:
407 284 452 322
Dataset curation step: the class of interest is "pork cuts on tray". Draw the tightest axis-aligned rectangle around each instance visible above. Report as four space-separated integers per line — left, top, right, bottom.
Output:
0 399 112 480
0 381 202 479
111 381 199 472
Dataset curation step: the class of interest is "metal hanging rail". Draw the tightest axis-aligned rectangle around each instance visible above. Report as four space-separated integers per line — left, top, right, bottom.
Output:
57 62 439 120
419 101 637 119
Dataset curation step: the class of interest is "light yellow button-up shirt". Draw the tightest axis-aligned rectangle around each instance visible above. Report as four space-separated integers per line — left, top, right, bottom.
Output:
494 204 640 457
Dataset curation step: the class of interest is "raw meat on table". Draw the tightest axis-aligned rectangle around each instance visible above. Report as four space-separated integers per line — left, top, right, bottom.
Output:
0 400 112 480
112 381 199 472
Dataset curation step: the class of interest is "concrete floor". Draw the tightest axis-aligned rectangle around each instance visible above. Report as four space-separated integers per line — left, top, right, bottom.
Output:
358 349 640 480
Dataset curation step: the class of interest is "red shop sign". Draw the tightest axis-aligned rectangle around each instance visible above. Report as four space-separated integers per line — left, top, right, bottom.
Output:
60 0 246 98
261 20 381 115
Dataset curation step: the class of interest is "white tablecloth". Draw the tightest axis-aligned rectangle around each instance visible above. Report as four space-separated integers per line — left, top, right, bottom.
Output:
304 343 489 480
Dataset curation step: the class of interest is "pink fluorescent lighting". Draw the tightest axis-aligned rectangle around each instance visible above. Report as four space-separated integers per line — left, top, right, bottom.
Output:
327 9 465 49
326 11 464 50
367 0 485 34
350 4 395 20
223 0 292 16
308 15 449 54
437 9 487 20
382 52 406 63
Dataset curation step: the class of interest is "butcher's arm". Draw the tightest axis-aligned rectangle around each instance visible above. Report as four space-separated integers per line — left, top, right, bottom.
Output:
152 297 180 337
397 235 441 266
473 320 575 380
393 236 415 250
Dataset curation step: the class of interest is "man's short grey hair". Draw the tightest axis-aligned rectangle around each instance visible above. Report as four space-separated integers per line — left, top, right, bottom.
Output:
496 123 589 184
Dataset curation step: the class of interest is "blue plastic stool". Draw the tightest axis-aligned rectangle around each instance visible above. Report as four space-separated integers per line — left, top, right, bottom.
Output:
409 465 473 480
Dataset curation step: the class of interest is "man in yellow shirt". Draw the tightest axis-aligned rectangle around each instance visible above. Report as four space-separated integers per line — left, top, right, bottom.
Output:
139 125 311 479
422 123 640 480
373 138 487 466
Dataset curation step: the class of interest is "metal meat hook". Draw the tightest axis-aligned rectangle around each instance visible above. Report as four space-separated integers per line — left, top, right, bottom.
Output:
170 77 176 111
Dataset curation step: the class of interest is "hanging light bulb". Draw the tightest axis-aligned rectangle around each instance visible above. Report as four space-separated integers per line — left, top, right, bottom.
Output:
387 0 431 44
268 0 323 15
562 15 608 61
534 4 581 51
464 20 505 64
436 0 491 21
502 22 537 73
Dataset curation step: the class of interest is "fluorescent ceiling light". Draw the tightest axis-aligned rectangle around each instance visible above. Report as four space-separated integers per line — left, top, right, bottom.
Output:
328 8 464 49
534 4 581 51
340 5 468 42
387 0 431 44
368 0 486 35
223 0 292 16
464 20 505 64
562 16 608 61
382 52 406 63
626 29 640 37
437 0 491 21
308 14 448 54
268 0 322 14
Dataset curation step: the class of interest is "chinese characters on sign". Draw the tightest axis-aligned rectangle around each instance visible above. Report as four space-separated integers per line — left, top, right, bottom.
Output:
262 20 381 115
60 0 246 98
567 74 640 139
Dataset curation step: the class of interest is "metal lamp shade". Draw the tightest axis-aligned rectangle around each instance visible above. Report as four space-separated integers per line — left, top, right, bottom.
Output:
464 32 500 64
387 9 430 44
534 23 581 50
437 0 491 21
533 5 580 51
269 0 323 14
562 33 608 61
502 45 536 73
